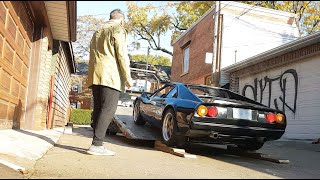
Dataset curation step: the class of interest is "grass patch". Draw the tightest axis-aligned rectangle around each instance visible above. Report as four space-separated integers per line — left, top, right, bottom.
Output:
70 109 93 125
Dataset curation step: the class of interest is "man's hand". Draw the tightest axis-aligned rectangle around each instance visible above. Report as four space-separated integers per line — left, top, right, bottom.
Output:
125 81 132 89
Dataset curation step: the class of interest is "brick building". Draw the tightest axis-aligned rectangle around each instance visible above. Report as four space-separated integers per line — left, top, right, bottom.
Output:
222 31 320 140
0 1 76 130
170 1 299 87
69 74 93 110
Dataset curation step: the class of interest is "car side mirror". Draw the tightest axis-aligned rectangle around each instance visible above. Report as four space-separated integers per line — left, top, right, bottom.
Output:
142 92 151 99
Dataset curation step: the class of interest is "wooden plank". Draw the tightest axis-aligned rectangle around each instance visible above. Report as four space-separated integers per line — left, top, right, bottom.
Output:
226 145 289 164
154 140 197 159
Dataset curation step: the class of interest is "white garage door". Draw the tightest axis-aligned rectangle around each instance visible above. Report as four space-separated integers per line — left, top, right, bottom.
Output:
239 55 320 140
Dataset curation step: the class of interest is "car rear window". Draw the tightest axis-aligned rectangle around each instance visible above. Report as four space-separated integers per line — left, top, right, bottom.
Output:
187 86 230 98
186 85 262 105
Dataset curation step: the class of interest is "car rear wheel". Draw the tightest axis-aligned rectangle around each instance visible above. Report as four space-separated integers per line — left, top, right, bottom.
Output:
133 100 146 125
162 109 182 147
237 141 264 151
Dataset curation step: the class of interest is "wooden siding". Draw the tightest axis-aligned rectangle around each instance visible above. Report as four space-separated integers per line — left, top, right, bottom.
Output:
52 42 71 128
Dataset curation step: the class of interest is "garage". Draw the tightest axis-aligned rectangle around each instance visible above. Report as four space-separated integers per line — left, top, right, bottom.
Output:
0 1 33 129
223 31 320 140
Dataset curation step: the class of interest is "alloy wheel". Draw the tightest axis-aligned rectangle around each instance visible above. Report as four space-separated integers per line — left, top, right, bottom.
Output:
162 113 174 141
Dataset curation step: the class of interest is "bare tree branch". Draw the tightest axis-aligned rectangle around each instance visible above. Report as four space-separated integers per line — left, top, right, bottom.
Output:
139 23 158 48
171 16 188 31
309 19 320 33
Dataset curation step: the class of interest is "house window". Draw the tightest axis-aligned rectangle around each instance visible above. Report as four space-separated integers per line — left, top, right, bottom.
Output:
183 47 190 74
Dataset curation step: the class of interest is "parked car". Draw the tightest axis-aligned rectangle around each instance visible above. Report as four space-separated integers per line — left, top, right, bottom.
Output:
133 82 286 150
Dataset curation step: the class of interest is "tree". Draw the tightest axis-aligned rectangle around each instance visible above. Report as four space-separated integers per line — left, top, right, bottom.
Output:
126 2 173 56
126 1 319 55
126 1 215 56
129 54 172 66
73 15 108 60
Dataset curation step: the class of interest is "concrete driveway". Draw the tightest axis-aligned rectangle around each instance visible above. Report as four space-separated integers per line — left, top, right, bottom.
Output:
26 106 320 179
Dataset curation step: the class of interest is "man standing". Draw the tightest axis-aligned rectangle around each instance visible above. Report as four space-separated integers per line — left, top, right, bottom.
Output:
86 9 132 156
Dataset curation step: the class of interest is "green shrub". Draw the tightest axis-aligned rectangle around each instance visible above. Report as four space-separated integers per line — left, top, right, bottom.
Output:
70 109 93 125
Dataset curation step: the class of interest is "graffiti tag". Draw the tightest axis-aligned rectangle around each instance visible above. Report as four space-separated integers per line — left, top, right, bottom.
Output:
242 69 298 114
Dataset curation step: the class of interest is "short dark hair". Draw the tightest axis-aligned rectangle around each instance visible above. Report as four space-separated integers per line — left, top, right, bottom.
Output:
110 9 125 20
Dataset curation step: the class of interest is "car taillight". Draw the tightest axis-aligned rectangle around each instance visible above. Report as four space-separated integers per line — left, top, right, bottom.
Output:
276 113 285 124
197 105 208 117
207 107 218 117
266 113 276 123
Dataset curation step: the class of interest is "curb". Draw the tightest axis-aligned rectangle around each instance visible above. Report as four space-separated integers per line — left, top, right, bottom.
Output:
0 159 27 174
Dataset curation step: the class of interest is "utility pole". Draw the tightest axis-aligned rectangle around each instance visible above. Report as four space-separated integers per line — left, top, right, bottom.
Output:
212 1 221 87
215 1 223 87
144 46 150 92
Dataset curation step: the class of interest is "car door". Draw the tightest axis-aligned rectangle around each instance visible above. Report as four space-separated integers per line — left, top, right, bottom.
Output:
149 85 175 127
140 86 166 121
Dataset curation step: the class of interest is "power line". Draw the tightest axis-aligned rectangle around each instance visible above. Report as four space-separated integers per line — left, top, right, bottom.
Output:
235 18 297 40
214 4 257 40
223 39 296 48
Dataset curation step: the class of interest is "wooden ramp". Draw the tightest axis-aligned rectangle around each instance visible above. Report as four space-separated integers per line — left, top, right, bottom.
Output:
112 106 159 140
226 145 290 164
110 106 197 158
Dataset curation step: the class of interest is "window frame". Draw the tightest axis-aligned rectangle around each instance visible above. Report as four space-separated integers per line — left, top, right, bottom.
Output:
182 46 190 75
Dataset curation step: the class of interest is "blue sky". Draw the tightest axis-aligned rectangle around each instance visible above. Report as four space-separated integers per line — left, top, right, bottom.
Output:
77 1 175 59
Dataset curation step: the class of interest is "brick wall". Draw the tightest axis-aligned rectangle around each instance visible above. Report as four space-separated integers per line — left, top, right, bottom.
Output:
32 37 52 130
171 10 215 85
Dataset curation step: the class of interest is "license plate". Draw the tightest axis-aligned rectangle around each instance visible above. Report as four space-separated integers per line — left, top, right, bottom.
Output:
233 108 252 120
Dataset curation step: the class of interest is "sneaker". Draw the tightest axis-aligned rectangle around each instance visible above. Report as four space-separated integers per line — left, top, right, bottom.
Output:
87 145 116 156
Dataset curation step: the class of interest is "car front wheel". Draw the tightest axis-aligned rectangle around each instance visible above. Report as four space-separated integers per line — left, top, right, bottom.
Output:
133 100 146 125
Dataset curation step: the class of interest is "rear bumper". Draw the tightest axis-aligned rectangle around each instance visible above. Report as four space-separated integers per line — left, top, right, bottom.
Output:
180 118 285 144
191 121 284 138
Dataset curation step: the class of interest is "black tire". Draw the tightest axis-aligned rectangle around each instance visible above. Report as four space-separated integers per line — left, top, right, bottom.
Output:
106 121 119 135
106 129 117 135
161 109 185 147
133 100 146 125
237 141 264 151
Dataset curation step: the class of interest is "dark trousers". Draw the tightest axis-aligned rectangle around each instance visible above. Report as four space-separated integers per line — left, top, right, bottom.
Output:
91 85 120 146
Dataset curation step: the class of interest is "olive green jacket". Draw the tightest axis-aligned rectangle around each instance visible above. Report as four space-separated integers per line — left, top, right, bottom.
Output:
87 20 132 92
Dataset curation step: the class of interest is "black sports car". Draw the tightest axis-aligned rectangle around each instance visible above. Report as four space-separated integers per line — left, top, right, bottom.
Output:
133 82 286 150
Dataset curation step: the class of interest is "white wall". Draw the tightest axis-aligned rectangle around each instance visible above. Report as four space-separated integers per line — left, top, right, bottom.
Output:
239 55 320 140
220 2 300 69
